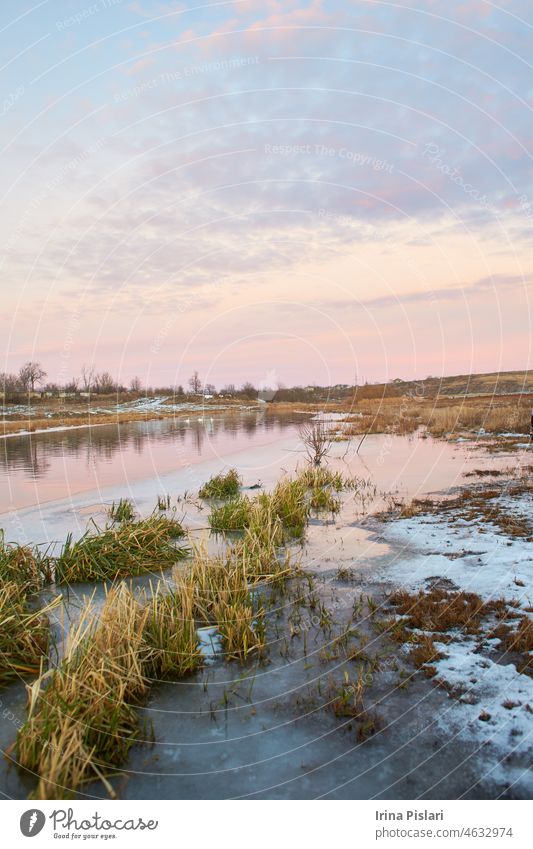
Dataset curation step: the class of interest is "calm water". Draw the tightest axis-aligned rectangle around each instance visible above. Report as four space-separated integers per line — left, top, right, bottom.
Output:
0 406 520 549
0 410 306 514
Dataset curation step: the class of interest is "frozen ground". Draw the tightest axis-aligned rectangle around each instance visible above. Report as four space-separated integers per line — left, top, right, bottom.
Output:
380 495 533 606
380 486 533 796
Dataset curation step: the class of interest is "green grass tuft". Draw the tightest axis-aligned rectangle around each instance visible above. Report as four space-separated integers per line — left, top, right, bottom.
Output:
108 498 136 523
208 496 252 531
199 469 241 499
54 515 188 584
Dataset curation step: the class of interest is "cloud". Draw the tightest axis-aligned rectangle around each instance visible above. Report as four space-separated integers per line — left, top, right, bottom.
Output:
316 272 531 313
2 0 533 380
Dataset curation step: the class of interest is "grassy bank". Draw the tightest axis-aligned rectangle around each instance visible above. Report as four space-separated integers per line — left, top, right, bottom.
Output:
333 393 532 438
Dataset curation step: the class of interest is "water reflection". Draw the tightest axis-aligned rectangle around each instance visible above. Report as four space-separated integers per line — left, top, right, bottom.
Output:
0 410 305 510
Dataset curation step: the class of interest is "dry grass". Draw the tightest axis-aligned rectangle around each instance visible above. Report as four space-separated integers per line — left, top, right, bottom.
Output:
408 635 442 675
386 587 532 679
437 485 532 539
16 575 209 799
212 588 265 664
17 586 149 799
388 587 502 635
181 545 267 663
390 481 532 541
498 616 533 675
335 393 532 438
0 582 59 686
142 581 202 678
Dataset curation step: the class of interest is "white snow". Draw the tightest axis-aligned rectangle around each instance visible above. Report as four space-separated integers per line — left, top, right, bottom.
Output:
381 490 533 794
381 501 533 607
431 638 533 793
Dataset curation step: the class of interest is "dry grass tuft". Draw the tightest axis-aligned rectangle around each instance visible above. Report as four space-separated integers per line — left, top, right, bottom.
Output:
388 587 494 635
181 545 267 663
408 635 442 674
142 582 202 678
17 586 149 799
0 582 59 686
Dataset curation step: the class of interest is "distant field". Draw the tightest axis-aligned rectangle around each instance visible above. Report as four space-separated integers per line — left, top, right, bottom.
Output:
345 369 533 401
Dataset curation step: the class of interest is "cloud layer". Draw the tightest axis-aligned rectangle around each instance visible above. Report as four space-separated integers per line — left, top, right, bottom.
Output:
1 0 532 385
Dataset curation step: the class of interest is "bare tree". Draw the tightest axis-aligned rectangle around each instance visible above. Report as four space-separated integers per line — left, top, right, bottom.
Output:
94 371 116 394
64 377 79 393
240 381 257 399
18 361 47 393
204 382 216 395
1 372 23 401
81 364 96 392
188 371 202 394
130 376 142 392
299 420 332 467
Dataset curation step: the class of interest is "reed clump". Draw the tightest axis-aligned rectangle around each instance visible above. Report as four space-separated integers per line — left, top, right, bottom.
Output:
0 582 59 686
235 506 293 584
261 478 309 538
108 498 136 523
180 545 267 663
17 586 149 799
0 536 60 686
54 515 188 583
208 468 364 536
208 496 252 531
17 577 207 799
142 581 202 678
199 469 241 499
309 487 341 513
298 467 344 491
0 535 50 590
212 579 266 664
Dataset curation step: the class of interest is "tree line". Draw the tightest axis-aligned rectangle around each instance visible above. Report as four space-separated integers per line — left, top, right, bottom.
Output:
1 361 363 405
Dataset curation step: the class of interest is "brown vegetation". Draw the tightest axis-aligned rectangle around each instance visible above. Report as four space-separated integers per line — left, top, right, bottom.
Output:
388 587 511 635
336 392 532 439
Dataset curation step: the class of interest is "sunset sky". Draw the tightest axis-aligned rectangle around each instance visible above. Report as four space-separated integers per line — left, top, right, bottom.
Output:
1 0 532 389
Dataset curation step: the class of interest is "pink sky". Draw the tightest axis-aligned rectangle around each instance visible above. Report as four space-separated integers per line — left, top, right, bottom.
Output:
1 1 532 387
